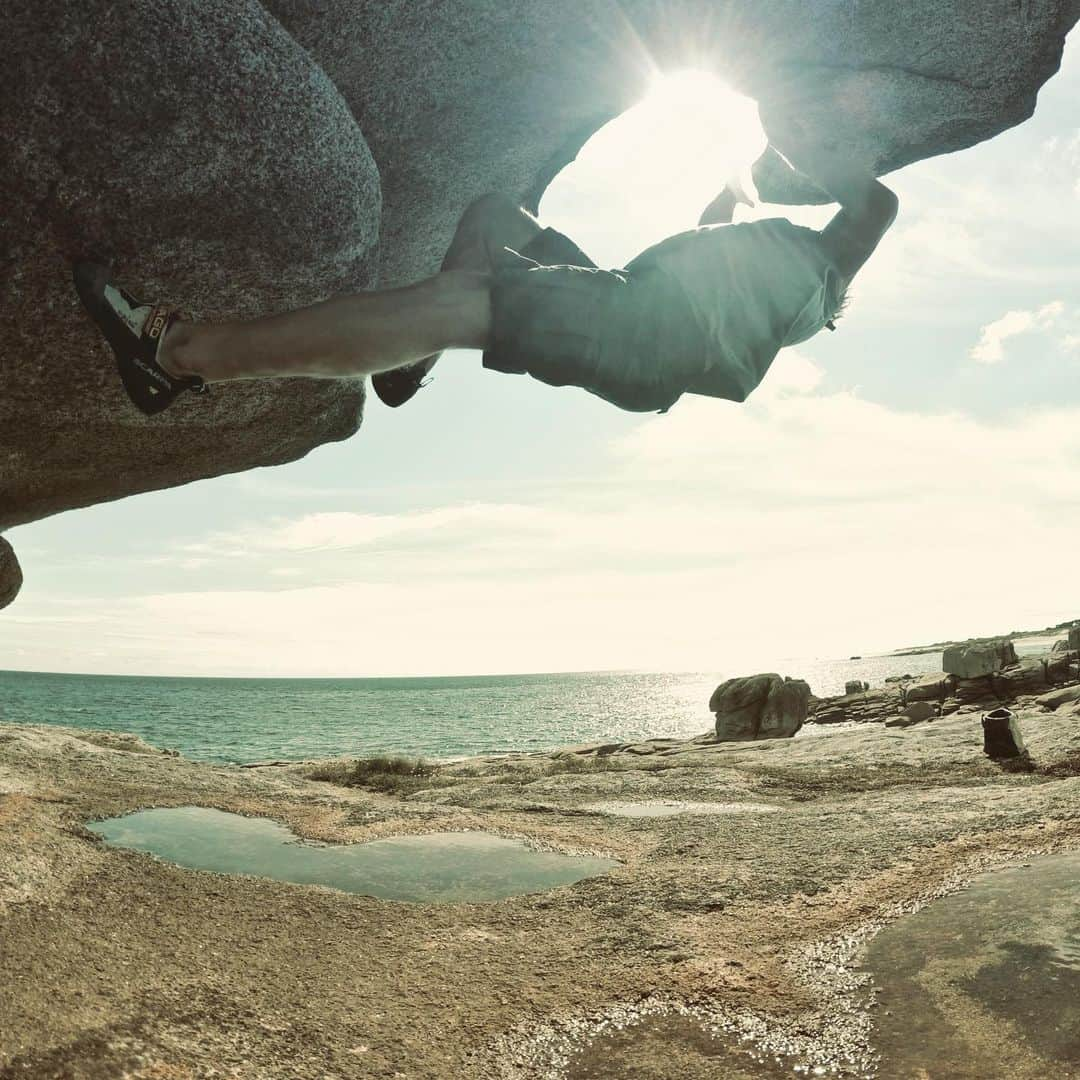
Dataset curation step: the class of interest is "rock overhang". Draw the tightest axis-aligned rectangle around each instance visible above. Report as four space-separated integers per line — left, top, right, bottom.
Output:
2 0 1077 609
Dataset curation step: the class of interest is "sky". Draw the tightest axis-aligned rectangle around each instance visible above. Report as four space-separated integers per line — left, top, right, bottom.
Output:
4 39 1080 678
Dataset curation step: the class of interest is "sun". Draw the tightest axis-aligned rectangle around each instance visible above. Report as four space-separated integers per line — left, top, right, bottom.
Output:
540 68 769 267
644 69 767 184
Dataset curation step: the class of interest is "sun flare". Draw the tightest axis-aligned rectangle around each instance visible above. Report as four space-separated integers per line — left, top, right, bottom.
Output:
645 69 766 174
541 69 767 266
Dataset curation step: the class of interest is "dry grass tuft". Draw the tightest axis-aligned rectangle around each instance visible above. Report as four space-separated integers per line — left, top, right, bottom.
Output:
307 755 439 794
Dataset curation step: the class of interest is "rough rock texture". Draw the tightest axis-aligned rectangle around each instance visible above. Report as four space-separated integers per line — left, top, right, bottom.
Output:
943 639 1018 679
3 1 1078 601
811 686 901 725
0 537 22 609
711 673 810 741
1070 626 1080 651
1 2 379 532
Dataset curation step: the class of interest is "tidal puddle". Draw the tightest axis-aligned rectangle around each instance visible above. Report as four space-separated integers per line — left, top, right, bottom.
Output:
588 800 779 819
564 1014 790 1079
863 852 1080 1079
88 806 618 903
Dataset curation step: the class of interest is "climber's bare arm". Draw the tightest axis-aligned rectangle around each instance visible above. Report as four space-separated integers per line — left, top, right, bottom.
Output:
766 131 899 280
816 172 898 281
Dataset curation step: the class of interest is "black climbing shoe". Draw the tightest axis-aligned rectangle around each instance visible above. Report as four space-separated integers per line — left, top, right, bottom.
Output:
73 261 207 416
371 353 439 408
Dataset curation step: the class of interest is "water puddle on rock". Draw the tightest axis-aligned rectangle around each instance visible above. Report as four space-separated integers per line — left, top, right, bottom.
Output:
587 800 779 819
87 806 618 903
563 1014 792 1080
862 852 1080 1079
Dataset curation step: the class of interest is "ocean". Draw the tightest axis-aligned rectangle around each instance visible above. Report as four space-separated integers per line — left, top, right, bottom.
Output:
0 651 960 764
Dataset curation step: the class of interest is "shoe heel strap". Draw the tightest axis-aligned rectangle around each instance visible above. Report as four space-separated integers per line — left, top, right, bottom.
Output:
143 307 206 393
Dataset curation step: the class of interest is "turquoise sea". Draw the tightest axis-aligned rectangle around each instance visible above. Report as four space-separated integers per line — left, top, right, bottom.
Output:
0 652 955 764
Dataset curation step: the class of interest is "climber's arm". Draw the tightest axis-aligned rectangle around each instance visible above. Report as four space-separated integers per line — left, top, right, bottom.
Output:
818 177 898 280
764 130 899 280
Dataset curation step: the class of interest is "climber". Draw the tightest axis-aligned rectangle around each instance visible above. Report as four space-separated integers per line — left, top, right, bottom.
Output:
74 128 897 417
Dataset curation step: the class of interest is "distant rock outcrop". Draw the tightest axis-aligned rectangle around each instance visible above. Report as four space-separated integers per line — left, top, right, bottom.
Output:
3 1 1077 605
942 640 1018 679
809 637 1080 729
711 674 811 741
0 538 21 609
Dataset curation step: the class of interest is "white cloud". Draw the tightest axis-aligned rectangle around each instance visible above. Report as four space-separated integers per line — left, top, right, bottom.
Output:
8 352 1080 678
970 301 1065 364
184 504 552 559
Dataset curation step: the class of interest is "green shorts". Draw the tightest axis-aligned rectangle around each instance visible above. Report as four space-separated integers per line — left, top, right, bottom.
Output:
483 222 842 412
482 229 709 413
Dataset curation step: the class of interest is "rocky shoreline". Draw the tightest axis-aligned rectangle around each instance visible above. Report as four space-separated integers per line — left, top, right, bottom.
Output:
2 631 1079 1077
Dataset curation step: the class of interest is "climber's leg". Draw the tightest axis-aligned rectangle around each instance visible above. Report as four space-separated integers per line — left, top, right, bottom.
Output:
160 271 492 385
372 193 545 407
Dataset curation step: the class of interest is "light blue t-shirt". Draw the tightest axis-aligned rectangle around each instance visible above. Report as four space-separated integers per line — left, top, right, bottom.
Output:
628 218 845 401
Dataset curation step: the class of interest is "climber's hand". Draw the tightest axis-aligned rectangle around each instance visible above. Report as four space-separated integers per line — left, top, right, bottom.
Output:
698 183 755 227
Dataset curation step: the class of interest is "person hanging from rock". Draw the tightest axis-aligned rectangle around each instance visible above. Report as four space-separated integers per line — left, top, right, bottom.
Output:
74 121 897 417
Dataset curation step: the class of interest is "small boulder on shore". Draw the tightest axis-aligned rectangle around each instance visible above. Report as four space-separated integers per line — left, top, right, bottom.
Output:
904 672 955 702
885 700 937 728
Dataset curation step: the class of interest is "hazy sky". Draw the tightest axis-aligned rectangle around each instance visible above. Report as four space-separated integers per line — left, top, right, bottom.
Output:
5 39 1079 677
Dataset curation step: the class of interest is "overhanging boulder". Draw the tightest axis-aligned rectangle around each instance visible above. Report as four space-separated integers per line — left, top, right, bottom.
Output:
3 1 1077 605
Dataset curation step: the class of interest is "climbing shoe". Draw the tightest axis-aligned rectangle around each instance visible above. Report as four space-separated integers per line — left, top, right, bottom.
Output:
73 261 207 416
371 353 439 408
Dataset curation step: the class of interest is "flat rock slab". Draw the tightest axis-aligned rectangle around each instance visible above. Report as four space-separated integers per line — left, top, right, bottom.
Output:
862 853 1080 1079
2 720 1079 1077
